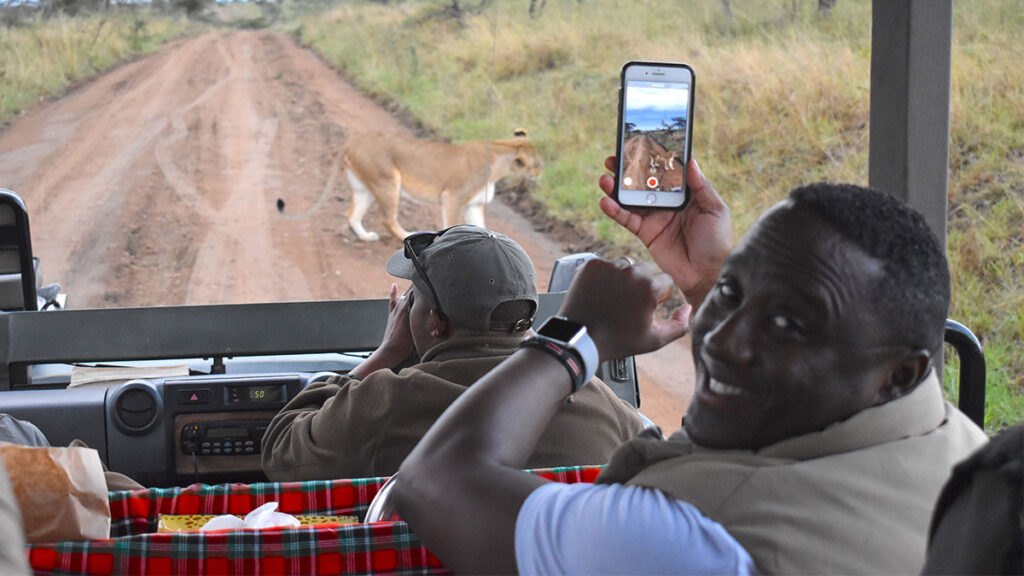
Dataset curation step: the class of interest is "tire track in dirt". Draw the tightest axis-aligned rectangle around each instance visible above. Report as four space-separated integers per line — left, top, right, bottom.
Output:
0 30 693 432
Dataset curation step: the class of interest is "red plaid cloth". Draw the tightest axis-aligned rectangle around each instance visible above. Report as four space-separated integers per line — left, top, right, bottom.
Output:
27 466 601 575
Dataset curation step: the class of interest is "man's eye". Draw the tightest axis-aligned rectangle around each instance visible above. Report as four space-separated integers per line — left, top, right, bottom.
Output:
769 314 801 332
715 280 738 300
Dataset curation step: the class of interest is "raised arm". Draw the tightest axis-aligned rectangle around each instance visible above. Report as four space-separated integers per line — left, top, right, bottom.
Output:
598 157 733 310
393 259 690 574
348 284 414 379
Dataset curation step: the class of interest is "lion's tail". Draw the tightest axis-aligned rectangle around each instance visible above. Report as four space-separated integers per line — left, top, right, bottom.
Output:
275 149 345 221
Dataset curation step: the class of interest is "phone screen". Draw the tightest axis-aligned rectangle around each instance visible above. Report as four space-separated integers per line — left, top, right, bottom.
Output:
616 63 694 208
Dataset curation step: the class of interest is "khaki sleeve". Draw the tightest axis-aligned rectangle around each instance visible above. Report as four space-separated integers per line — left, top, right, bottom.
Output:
260 374 395 482
586 377 648 440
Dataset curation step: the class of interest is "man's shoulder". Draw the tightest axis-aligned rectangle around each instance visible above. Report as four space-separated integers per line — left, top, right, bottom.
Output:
285 370 422 409
416 342 518 384
0 413 49 447
419 335 520 364
933 401 989 460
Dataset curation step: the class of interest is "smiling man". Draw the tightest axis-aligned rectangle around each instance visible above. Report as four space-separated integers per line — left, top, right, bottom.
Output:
684 187 945 451
392 161 988 575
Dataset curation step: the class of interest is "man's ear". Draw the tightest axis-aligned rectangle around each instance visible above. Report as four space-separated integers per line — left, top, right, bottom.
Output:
877 350 932 403
429 308 449 338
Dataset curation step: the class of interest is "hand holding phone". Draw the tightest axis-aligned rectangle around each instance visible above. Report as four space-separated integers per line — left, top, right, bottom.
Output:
599 155 734 311
614 61 695 210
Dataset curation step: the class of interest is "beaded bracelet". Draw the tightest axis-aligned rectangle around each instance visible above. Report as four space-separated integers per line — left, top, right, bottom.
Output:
520 336 585 393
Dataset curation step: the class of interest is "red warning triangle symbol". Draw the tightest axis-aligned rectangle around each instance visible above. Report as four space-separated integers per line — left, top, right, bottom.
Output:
190 393 199 401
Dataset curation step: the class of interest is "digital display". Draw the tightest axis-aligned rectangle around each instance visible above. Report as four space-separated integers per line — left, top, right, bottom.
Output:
620 79 690 193
539 318 583 342
206 426 248 439
227 384 285 404
249 386 272 401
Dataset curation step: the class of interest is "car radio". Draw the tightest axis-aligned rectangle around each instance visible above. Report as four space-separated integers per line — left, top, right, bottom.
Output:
180 420 269 456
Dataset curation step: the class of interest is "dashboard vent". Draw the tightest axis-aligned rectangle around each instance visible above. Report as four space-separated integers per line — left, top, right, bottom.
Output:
110 381 161 435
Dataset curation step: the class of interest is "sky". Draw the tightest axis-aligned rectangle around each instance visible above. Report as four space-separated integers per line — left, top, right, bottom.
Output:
624 83 690 132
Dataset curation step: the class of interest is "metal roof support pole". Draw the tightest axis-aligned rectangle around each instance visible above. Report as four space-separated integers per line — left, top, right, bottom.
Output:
868 0 953 248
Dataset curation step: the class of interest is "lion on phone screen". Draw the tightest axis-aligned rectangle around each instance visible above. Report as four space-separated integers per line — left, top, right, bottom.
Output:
342 130 543 241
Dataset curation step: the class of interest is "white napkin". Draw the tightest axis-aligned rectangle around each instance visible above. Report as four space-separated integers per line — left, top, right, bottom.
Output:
200 502 300 531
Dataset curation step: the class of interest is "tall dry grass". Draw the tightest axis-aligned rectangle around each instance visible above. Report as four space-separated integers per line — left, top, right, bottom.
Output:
0 11 191 125
296 0 1024 430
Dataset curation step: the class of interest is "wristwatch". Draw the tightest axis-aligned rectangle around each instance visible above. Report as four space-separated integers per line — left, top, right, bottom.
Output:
524 316 600 392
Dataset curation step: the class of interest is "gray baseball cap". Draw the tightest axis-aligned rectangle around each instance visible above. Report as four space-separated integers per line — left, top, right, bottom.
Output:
386 226 538 332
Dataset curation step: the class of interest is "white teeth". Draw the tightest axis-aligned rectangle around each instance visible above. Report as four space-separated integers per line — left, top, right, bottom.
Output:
709 379 746 396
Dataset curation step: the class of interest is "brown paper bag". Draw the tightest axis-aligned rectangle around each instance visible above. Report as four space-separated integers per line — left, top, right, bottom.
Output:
0 441 110 542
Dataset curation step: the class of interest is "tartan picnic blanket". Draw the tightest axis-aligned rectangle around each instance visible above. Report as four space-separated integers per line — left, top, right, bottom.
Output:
27 465 602 575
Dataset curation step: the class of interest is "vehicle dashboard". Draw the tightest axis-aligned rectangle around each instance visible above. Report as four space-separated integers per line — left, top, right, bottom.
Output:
1 370 349 487
0 292 641 488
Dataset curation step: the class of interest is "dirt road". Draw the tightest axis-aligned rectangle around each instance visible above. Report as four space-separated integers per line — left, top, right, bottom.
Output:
0 31 692 431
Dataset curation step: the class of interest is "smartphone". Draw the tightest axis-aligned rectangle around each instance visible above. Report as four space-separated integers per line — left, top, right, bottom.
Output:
614 61 695 209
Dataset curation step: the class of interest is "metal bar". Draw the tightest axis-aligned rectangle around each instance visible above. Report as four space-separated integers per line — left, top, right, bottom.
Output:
0 300 387 388
869 0 953 247
0 293 567 390
944 319 986 428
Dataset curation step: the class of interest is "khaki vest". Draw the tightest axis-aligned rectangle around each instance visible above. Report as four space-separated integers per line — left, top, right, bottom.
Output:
597 372 988 574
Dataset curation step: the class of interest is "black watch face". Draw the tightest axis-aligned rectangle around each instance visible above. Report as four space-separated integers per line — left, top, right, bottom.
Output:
538 317 584 341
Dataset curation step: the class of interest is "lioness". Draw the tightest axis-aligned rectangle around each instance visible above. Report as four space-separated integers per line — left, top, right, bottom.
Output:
343 130 543 241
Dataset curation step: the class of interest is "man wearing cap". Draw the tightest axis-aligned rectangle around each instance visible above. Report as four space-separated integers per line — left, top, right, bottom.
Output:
261 225 646 481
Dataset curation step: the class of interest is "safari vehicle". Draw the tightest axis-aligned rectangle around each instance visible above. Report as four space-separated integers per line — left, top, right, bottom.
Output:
0 0 1001 574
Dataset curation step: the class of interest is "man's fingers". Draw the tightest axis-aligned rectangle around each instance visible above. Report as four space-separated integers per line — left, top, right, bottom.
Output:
598 156 617 197
687 159 726 213
388 283 399 311
598 173 616 197
599 196 629 225
650 304 692 347
648 269 677 303
599 196 643 236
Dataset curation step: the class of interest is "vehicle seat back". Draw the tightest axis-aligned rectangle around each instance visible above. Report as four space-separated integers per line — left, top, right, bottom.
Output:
922 422 1023 575
0 190 39 311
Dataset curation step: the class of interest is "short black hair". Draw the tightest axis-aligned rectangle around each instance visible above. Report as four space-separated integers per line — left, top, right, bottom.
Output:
788 182 950 354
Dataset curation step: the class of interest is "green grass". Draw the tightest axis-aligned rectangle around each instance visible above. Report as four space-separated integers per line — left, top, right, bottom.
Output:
292 0 1024 432
0 10 193 126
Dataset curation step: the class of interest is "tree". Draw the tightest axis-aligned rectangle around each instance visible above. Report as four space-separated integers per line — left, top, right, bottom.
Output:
172 0 211 16
42 0 106 18
528 0 547 19
720 0 734 21
417 0 492 26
